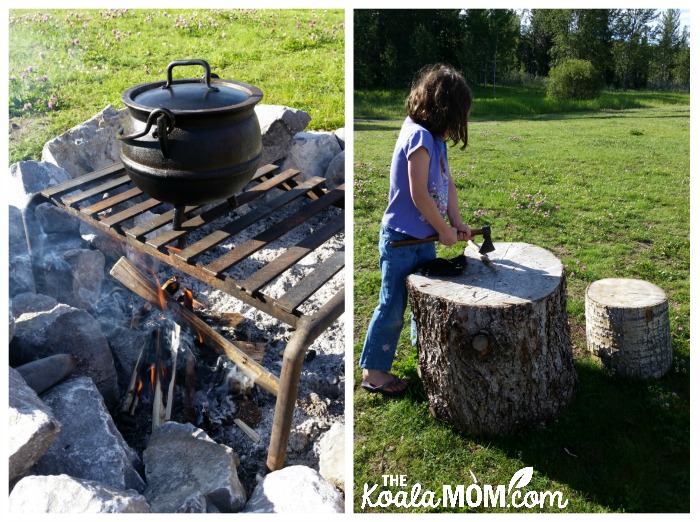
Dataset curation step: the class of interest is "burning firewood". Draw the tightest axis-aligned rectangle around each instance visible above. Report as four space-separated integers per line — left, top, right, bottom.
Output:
151 326 165 431
110 257 280 396
161 276 180 296
214 311 246 329
178 287 195 311
230 341 265 365
120 339 147 414
164 323 180 421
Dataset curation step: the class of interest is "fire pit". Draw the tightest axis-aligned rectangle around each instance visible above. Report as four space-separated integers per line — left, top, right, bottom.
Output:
21 161 345 472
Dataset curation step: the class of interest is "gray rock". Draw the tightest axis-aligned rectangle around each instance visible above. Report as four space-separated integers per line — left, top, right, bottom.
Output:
317 422 345 491
80 220 163 273
9 254 36 299
42 105 124 177
8 367 61 489
10 293 120 407
255 105 312 166
9 205 28 257
80 220 128 262
35 202 82 235
243 465 344 513
324 150 345 189
9 474 151 513
143 422 247 513
33 376 146 492
9 302 16 342
334 127 345 150
279 131 342 182
41 248 105 311
8 161 71 209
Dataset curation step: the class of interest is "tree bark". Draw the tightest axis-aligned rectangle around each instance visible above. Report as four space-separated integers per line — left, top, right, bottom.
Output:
407 242 578 436
585 278 672 378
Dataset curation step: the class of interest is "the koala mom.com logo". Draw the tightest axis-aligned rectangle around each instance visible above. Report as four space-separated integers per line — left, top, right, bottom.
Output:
361 467 569 511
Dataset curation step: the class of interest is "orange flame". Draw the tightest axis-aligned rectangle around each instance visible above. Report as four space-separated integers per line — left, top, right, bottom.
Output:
149 363 156 389
145 268 167 312
181 288 194 311
165 245 182 253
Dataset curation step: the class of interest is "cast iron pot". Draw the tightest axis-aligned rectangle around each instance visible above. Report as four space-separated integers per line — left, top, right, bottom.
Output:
117 59 263 206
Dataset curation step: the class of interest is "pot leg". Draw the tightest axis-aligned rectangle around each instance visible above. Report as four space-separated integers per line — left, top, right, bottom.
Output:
172 205 186 249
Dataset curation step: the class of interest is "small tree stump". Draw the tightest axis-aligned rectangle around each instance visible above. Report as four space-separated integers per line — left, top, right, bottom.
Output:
585 278 672 378
407 242 578 436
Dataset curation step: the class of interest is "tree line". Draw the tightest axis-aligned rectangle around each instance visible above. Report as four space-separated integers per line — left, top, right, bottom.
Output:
354 9 690 91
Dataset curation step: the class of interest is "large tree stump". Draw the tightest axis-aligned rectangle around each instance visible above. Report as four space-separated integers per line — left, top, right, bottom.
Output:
585 278 672 378
407 242 578 436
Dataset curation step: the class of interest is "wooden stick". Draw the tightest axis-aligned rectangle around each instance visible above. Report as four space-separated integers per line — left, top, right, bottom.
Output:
120 339 146 414
152 376 164 431
110 256 280 396
152 327 165 431
164 323 180 421
234 418 261 444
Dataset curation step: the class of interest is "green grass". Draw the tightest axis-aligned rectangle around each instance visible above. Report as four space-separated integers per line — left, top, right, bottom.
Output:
8 8 345 164
353 93 689 512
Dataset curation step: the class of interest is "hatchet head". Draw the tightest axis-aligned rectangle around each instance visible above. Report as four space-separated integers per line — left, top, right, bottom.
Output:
474 224 495 255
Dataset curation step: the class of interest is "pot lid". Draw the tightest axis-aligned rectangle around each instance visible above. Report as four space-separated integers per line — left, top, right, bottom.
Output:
123 59 261 112
133 81 252 111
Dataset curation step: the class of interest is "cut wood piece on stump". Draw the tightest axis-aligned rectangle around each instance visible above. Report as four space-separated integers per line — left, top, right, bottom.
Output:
585 278 672 379
407 242 578 436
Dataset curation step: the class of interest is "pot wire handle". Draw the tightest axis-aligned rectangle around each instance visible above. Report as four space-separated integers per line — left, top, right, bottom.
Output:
117 108 176 141
163 59 219 92
117 107 175 159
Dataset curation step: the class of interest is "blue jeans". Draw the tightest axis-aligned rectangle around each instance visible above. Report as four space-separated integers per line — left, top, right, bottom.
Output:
359 225 436 372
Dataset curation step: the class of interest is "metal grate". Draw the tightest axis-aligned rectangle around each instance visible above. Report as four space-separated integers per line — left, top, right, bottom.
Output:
32 162 345 329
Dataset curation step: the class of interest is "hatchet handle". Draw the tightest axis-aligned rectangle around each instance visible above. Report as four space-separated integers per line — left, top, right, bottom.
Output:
390 228 487 247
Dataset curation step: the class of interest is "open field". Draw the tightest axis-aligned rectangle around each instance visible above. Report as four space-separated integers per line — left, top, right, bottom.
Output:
8 8 345 164
353 93 690 512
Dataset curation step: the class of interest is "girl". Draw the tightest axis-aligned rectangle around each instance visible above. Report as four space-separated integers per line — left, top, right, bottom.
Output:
359 64 473 397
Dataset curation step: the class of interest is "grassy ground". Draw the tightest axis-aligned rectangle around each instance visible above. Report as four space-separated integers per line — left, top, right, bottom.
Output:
353 92 690 512
8 8 345 164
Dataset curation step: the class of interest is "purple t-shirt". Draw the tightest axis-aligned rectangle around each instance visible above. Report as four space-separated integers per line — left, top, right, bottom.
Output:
382 117 450 239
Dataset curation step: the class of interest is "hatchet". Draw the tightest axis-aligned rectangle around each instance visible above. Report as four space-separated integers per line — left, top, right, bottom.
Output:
390 224 496 257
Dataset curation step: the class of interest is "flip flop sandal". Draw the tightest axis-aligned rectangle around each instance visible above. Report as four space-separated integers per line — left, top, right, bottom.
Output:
361 376 407 398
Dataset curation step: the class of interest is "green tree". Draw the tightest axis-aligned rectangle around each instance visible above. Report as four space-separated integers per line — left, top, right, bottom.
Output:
611 9 658 90
463 9 519 89
673 27 691 86
517 9 555 78
655 9 681 84
569 10 614 85
354 9 466 89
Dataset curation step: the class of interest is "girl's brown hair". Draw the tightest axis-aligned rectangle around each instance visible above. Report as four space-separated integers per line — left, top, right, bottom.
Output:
406 64 472 150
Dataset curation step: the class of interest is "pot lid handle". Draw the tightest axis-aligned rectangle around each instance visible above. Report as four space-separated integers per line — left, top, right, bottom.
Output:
163 59 219 92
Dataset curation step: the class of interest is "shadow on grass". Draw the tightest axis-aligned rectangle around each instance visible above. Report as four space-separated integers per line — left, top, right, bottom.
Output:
399 358 689 513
